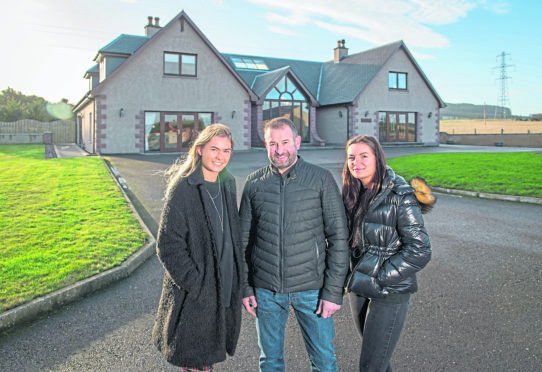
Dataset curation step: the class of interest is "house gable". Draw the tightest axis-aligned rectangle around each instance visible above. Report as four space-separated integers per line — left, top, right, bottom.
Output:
89 11 255 101
251 66 318 106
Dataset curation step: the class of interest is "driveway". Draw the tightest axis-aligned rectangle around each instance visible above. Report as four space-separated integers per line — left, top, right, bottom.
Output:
1 145 541 371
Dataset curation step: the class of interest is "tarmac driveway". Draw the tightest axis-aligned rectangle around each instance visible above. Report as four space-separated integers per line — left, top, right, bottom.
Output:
0 145 541 371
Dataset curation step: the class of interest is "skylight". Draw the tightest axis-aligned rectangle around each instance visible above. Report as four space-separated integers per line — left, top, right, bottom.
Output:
231 57 268 70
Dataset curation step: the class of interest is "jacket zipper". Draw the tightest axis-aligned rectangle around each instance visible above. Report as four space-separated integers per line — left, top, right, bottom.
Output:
344 179 394 291
280 175 286 293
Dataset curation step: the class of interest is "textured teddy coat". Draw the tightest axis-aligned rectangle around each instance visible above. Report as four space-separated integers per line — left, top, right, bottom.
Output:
152 167 243 368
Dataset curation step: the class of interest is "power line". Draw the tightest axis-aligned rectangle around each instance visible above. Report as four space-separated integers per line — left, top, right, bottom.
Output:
493 51 514 119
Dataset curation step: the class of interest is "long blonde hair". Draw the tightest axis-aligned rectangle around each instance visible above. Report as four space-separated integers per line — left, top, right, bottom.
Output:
164 123 233 198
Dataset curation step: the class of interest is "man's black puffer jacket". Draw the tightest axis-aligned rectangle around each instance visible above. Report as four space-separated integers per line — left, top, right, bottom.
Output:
240 157 349 305
345 167 432 298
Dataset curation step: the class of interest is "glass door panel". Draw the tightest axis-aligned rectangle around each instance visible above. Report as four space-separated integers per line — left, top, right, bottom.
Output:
398 113 407 141
163 114 179 151
388 114 397 142
181 115 195 151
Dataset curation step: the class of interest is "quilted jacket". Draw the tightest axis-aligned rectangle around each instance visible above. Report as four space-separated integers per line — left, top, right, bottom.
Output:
239 157 349 305
345 167 432 298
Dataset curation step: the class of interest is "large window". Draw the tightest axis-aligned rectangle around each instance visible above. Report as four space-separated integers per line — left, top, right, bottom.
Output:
379 111 416 142
388 72 407 90
263 76 310 143
164 52 197 76
145 111 212 152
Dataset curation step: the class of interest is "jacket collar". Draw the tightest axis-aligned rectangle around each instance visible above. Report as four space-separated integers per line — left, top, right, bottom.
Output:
269 156 303 179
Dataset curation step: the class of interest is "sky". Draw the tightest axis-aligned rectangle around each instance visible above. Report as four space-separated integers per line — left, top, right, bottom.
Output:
0 0 540 116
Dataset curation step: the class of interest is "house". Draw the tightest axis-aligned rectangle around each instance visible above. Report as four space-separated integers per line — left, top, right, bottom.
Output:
73 10 445 154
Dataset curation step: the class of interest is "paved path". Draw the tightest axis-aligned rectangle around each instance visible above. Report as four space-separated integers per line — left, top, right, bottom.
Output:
1 145 541 371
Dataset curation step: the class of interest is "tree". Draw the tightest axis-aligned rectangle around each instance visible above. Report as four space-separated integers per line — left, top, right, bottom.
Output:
0 87 73 122
0 99 24 122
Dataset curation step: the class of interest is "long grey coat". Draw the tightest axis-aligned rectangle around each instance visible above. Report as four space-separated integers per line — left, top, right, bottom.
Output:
152 167 243 368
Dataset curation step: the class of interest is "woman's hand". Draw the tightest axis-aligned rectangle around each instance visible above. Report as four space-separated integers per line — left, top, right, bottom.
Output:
349 272 389 298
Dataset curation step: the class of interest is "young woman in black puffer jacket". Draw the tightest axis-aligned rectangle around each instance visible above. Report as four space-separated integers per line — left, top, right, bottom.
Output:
342 135 435 372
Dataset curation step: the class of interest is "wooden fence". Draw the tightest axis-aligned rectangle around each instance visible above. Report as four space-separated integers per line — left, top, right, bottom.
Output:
0 119 75 144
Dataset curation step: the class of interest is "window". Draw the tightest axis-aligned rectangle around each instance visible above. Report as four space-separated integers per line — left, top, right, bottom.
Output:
379 111 416 142
231 57 269 70
263 76 310 142
388 72 407 90
164 52 197 76
145 111 213 152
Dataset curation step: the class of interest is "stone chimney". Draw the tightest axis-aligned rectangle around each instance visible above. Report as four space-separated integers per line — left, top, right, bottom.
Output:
145 16 161 37
334 39 348 63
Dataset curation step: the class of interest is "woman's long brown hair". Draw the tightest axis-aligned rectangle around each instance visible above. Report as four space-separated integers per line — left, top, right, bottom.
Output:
341 135 387 249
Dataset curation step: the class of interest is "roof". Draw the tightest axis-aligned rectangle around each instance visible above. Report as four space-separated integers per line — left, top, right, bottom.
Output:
222 53 323 100
318 62 381 105
223 40 444 107
83 64 99 78
80 11 256 105
78 11 444 110
94 34 150 61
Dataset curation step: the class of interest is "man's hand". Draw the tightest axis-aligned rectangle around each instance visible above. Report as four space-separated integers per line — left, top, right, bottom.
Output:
242 296 258 317
316 299 341 319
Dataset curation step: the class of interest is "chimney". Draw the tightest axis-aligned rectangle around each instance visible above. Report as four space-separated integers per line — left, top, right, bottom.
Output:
334 39 348 63
145 16 161 37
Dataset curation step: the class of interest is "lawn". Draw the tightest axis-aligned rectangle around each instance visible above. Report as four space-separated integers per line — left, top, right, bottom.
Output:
387 152 542 198
0 145 147 313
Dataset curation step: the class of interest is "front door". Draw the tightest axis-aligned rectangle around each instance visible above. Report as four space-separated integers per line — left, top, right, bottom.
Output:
161 113 197 152
379 112 409 142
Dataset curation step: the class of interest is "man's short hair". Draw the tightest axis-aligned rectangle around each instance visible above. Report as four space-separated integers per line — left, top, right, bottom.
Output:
264 117 298 138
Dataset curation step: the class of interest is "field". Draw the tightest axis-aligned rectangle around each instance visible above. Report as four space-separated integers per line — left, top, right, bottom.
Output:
440 119 542 135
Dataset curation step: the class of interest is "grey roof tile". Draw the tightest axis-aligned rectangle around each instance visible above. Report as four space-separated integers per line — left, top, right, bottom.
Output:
98 34 150 55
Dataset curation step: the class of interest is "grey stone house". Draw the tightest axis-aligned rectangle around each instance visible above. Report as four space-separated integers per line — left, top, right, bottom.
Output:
73 10 445 154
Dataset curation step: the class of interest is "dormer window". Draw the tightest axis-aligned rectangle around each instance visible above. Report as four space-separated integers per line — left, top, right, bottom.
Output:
389 71 407 90
164 52 197 76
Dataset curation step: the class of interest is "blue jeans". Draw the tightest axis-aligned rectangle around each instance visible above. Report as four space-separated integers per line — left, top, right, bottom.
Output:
349 292 410 372
254 288 337 372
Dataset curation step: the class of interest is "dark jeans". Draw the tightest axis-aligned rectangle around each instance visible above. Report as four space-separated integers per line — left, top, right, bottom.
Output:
349 292 410 372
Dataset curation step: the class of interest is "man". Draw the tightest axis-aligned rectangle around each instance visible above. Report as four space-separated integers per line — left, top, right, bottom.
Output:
239 117 349 372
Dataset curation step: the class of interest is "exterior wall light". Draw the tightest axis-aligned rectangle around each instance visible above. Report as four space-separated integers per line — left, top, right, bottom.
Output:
119 108 124 117
231 110 237 119
428 112 433 118
364 110 369 117
338 110 343 118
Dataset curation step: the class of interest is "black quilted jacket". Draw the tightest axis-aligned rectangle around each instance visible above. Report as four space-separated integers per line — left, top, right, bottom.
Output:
239 157 349 305
345 167 432 297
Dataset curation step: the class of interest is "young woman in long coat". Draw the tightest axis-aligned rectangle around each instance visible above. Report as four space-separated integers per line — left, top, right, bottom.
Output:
152 124 243 371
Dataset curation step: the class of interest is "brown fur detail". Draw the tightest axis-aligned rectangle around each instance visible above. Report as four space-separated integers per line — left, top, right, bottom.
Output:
410 177 436 214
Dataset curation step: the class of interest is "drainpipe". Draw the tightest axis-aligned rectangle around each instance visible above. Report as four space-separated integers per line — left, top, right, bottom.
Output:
345 104 350 141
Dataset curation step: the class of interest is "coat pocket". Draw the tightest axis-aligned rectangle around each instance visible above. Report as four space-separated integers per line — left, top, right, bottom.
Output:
348 271 389 298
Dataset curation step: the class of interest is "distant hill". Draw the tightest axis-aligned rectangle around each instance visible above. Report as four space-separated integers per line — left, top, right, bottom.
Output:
441 103 511 120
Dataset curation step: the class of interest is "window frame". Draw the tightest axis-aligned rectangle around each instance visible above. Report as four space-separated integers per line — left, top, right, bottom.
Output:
388 71 408 90
163 52 197 77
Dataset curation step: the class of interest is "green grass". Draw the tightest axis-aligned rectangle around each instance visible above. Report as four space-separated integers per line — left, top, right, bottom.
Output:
0 145 147 312
387 152 542 198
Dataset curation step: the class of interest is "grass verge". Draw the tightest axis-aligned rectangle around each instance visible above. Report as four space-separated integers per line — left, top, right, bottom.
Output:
0 145 147 313
387 152 542 198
